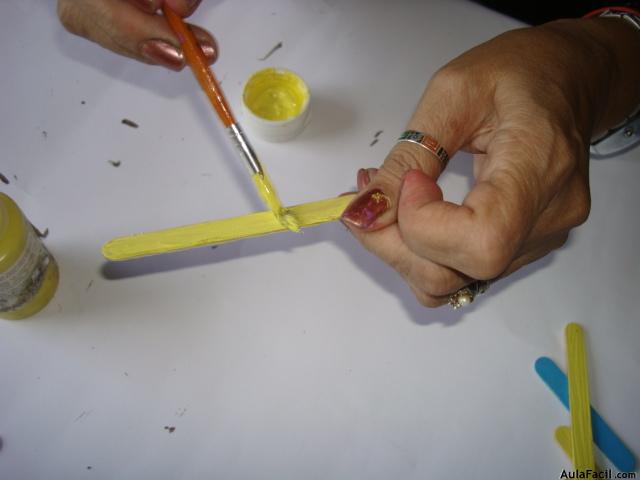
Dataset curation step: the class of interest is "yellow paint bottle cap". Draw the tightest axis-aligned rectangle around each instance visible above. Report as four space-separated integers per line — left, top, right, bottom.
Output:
242 67 310 142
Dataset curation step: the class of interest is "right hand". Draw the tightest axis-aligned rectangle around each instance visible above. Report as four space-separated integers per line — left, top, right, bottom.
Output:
57 0 217 71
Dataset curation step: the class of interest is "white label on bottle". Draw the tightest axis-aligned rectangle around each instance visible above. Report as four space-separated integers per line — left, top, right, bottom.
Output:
0 226 49 312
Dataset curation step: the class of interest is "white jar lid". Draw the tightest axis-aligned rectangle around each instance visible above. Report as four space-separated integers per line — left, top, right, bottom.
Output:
241 68 311 142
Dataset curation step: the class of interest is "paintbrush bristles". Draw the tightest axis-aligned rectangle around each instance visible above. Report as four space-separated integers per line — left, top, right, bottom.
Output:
252 173 300 232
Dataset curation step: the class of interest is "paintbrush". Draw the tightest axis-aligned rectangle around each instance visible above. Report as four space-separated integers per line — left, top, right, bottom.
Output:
162 6 299 232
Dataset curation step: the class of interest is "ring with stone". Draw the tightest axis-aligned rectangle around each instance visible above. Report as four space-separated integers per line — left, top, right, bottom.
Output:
448 280 491 309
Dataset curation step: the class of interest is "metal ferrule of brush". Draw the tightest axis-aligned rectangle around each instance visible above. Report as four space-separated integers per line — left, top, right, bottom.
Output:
228 123 263 176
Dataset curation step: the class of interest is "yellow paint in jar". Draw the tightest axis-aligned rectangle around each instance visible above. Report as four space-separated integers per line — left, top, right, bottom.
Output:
243 68 309 121
0 193 59 319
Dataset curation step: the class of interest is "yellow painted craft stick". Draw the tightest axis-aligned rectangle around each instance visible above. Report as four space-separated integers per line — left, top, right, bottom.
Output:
555 426 601 471
102 194 355 261
566 323 596 472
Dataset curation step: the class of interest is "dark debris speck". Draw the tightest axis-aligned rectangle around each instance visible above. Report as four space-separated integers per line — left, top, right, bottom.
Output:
121 119 139 129
35 227 49 238
258 41 283 61
164 426 176 433
108 160 121 167
0 173 9 184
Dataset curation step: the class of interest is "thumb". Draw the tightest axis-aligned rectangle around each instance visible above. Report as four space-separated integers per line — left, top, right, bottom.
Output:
399 169 444 210
340 133 449 230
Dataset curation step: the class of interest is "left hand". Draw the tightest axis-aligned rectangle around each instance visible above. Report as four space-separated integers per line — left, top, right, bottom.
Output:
341 18 640 307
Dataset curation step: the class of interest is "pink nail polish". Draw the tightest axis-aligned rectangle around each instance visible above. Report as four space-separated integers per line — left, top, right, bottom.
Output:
140 40 184 71
356 168 370 190
198 40 217 62
192 29 217 62
131 0 155 12
341 189 391 229
186 0 203 14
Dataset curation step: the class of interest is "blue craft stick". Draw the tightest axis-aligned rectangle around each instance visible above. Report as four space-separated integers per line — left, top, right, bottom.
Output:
535 356 636 472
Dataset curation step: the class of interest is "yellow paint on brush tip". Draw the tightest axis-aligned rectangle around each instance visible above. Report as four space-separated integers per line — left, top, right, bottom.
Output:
252 172 300 232
102 194 355 261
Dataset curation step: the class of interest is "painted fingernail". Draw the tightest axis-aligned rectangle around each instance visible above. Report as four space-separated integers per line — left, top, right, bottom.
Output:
140 40 184 71
131 0 155 12
191 28 217 62
186 0 203 14
356 168 370 190
341 188 391 229
198 38 217 62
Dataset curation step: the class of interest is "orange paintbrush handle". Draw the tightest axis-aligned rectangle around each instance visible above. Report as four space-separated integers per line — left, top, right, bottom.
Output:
163 6 235 127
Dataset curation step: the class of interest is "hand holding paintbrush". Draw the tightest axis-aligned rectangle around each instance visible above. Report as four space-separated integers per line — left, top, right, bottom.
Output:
162 5 300 232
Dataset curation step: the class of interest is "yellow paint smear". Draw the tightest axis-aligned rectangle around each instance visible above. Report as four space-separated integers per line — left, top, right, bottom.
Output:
565 323 596 472
252 172 300 232
243 68 309 121
102 194 355 261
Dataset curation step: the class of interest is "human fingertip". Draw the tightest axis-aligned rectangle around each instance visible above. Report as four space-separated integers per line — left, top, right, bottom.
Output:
191 27 218 63
165 0 202 16
185 0 202 14
399 169 442 209
356 168 369 190
199 40 217 63
129 0 156 12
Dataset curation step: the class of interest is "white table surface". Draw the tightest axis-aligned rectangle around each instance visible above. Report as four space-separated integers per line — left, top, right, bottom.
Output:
1 1 639 479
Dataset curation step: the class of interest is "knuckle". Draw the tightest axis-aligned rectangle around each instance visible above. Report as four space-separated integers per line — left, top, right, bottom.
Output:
430 64 467 92
411 286 442 308
387 254 412 280
57 0 73 30
567 177 591 227
381 146 425 182
557 233 569 249
413 265 460 298
57 0 82 35
465 226 515 279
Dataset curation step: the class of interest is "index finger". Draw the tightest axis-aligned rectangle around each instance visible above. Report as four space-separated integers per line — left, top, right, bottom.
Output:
163 0 202 17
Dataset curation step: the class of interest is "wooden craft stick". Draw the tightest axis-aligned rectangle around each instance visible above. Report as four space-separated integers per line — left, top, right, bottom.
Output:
555 426 602 471
566 323 596 471
102 194 355 261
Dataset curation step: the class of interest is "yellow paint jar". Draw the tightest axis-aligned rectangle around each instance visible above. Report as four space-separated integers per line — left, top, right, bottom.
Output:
242 67 310 142
0 193 59 319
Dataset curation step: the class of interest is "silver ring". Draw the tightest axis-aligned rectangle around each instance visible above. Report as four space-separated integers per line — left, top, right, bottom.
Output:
448 280 490 309
398 130 450 170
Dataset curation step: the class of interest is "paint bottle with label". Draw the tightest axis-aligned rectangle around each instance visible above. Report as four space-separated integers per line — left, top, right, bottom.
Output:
0 192 59 319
